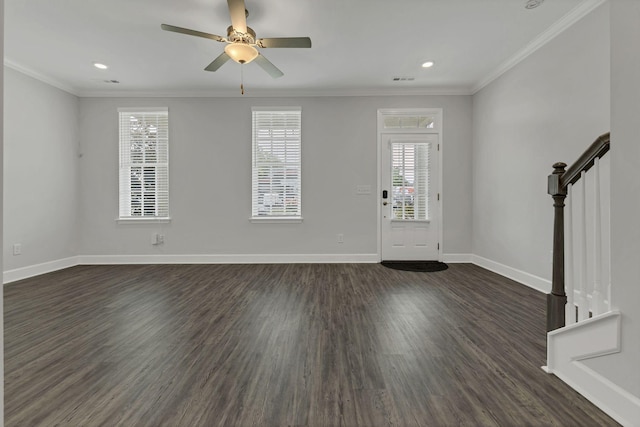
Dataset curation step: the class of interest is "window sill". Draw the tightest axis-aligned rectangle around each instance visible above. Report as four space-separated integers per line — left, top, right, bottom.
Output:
117 217 172 225
249 216 303 224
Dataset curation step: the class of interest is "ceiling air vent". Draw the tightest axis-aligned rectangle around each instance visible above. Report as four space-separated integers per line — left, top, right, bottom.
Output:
525 0 544 9
392 77 415 82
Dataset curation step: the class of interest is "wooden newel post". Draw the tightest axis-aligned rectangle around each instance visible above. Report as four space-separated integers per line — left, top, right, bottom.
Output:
547 162 567 331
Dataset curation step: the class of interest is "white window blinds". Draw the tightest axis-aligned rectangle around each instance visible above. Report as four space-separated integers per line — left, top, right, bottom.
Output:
391 142 430 220
118 108 170 220
252 107 302 219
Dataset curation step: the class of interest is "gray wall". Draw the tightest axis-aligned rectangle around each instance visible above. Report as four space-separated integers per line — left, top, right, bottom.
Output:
3 67 80 271
471 3 610 281
78 95 472 258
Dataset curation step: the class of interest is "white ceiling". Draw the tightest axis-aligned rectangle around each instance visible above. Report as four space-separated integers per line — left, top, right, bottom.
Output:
5 0 599 97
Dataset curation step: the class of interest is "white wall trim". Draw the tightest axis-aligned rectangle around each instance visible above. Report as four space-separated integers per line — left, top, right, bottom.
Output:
2 253 547 284
77 87 473 98
77 253 380 265
471 255 551 293
3 254 380 283
471 0 607 94
4 59 79 96
443 253 472 263
543 311 640 426
553 364 640 427
3 256 80 284
0 253 473 284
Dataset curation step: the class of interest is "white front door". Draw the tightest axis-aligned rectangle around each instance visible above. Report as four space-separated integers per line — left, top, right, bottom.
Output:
381 134 440 261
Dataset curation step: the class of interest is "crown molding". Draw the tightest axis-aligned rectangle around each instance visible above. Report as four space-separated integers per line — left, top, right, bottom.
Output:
4 58 79 96
76 86 472 98
471 0 607 94
3 58 471 97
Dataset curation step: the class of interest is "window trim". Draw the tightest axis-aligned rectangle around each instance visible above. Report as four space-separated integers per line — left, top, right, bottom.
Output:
117 107 171 223
250 106 303 223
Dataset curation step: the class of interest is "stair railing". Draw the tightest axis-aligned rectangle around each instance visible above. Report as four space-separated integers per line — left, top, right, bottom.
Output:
547 132 610 332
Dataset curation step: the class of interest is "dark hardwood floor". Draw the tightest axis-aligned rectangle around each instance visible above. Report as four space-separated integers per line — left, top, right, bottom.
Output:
4 263 619 426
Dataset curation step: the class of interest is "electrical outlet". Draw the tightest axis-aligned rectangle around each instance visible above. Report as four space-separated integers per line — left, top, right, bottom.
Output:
13 243 22 256
337 234 344 243
152 233 166 245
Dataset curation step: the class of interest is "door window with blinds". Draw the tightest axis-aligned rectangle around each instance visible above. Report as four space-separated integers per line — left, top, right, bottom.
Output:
251 107 302 221
391 142 430 220
118 107 170 220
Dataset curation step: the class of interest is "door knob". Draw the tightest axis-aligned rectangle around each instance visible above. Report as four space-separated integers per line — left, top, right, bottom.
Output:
383 201 388 206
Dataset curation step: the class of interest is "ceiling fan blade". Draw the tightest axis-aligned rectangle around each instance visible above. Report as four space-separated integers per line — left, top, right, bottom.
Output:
227 0 247 33
161 24 226 43
256 37 312 49
204 52 231 72
254 53 284 79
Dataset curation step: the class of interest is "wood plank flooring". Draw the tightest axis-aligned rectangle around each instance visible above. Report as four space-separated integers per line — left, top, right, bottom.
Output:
4 263 619 426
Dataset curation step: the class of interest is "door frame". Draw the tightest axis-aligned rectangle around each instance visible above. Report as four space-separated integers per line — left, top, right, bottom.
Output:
377 108 443 262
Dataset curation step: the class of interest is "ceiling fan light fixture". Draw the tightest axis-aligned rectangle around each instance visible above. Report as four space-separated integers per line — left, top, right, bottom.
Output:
224 42 259 64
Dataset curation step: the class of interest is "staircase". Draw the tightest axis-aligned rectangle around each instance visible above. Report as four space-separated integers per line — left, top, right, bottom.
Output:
543 133 640 426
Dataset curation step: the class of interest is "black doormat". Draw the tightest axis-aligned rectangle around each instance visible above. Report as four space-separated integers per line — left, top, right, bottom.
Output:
381 261 449 272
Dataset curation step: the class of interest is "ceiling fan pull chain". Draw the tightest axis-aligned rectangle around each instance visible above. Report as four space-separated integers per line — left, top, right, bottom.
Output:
241 63 245 95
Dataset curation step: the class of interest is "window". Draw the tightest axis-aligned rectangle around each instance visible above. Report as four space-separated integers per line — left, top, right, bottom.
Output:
391 142 430 220
251 107 302 221
383 115 435 129
118 107 169 221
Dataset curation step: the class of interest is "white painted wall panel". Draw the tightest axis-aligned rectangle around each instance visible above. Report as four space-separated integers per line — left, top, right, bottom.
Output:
77 95 472 257
471 3 610 281
3 67 80 271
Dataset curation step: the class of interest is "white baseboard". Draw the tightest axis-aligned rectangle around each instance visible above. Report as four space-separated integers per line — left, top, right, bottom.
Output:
2 253 543 284
442 253 472 263
544 311 640 426
77 253 380 265
553 365 640 427
471 255 551 293
3 256 80 284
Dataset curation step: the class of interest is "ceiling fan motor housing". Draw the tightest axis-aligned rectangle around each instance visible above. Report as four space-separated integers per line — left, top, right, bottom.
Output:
227 25 256 44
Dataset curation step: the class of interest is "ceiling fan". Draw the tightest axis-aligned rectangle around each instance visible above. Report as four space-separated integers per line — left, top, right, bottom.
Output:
161 0 312 79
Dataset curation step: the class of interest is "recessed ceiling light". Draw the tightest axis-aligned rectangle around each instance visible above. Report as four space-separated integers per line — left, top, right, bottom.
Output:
93 62 108 70
422 61 435 68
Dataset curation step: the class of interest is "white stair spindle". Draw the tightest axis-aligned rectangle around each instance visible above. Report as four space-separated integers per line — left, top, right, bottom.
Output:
578 171 589 321
592 157 605 315
565 184 575 325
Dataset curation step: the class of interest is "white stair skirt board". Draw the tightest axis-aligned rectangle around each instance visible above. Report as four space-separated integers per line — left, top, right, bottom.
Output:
543 311 640 426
